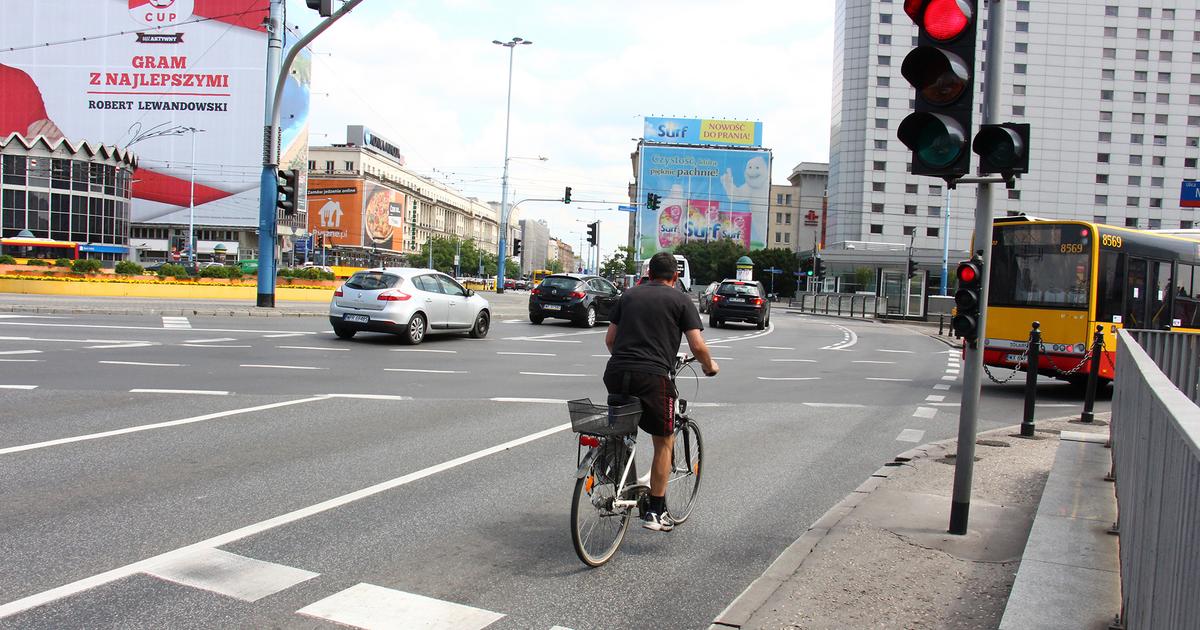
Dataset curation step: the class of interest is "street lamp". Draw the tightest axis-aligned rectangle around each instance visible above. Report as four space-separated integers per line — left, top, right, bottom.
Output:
493 36 533 293
123 123 204 268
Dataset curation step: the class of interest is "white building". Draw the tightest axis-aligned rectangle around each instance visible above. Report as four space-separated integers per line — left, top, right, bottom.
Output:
827 0 1200 256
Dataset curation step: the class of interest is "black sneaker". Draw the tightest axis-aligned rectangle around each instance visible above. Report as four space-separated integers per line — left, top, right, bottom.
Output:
641 510 675 532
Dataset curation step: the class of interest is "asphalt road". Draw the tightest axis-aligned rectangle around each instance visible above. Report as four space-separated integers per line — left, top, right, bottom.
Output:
0 307 1108 629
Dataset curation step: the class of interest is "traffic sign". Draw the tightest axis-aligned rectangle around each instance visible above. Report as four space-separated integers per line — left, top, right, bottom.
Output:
764 267 783 274
617 205 637 213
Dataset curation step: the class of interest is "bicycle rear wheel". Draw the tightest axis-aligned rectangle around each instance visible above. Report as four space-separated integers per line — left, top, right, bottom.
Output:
665 419 703 524
570 443 632 567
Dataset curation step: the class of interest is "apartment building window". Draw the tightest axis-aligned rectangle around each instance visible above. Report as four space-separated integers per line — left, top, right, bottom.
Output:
1183 221 1195 229
1104 5 1118 16
1149 198 1162 209
877 76 890 87
785 212 792 223
1103 27 1117 38
873 160 887 171
1133 92 1147 103
1153 135 1167 146
1097 153 1110 163
1187 158 1198 168
1152 176 1164 186
1148 218 1162 229
1190 116 1200 126
903 226 915 236
1129 175 1141 186
1016 22 1028 32
1102 69 1116 80
904 205 916 215
873 203 885 213
1157 93 1170 104
929 184 942 195
1163 8 1175 19
1137 28 1150 39
307 160 316 170
1188 138 1200 148
1126 218 1138 227
876 97 889 108
1160 51 1173 61
1130 133 1143 144
774 232 782 244
1015 63 1027 74
1096 174 1109 184
875 118 888 129
1130 155 1143 165
1132 112 1146 123
1100 111 1113 121
1137 7 1150 17
1015 42 1028 53
1016 0 1029 10
1008 189 1021 200
905 184 918 194
344 161 354 171
1100 90 1114 100
1127 197 1139 207
784 233 791 243
1099 132 1112 142
877 56 891 66
1155 114 1169 124
776 195 784 205
776 212 784 223
1158 72 1171 83
1135 49 1149 60
1094 216 1107 224
1134 70 1147 81
1012 105 1025 116
1103 48 1117 59
878 34 892 44
1014 84 1026 95
785 194 792 205
880 13 891 23
324 160 334 171
870 224 883 234
928 206 941 217
874 140 888 150
872 182 886 192
1161 30 1173 40
1096 195 1108 205
926 227 940 237
1193 73 1200 84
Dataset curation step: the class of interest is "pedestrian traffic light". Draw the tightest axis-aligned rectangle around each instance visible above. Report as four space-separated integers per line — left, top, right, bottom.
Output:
897 0 978 180
586 221 598 246
563 186 572 204
306 0 334 17
973 122 1031 176
276 169 299 216
512 239 522 257
646 193 660 210
907 258 918 279
952 257 984 341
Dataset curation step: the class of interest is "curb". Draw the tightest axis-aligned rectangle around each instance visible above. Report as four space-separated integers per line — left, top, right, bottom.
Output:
0 304 327 318
709 415 1094 630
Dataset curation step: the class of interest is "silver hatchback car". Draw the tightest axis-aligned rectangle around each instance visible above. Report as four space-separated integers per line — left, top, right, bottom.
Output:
329 268 491 344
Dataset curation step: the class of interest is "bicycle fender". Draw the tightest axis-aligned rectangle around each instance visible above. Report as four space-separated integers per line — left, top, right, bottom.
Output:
575 447 601 479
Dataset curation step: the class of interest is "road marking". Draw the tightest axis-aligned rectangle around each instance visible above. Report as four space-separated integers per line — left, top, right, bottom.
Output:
384 368 467 374
933 384 951 390
0 359 41 362
277 346 350 352
86 342 155 349
505 338 582 344
689 402 728 408
146 548 318 602
297 583 504 630
820 324 858 350
705 345 732 349
98 361 183 367
240 364 327 371
0 350 41 355
520 372 589 377
0 321 319 335
941 375 957 381
928 403 963 407
497 351 556 357
184 338 237 344
877 349 914 354
0 396 327 456
896 429 925 443
179 344 252 348
323 394 412 401
0 314 67 319
852 360 896 364
390 348 457 353
130 388 230 396
0 385 38 390
866 377 912 382
0 420 571 619
491 397 569 404
506 329 606 341
755 345 794 350
771 358 816 363
913 407 938 418
502 319 524 323
0 335 152 345
925 395 946 402
758 377 820 381
262 333 306 338
162 316 191 329
803 402 866 408
590 354 611 358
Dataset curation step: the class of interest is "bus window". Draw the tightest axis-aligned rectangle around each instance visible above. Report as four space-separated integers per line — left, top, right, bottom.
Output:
1096 251 1125 324
989 224 1091 310
1149 261 1173 329
1125 259 1148 328
1173 263 1199 327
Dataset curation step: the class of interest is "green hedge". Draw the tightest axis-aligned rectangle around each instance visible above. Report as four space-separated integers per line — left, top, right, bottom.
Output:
26 259 50 266
114 260 143 275
0 254 15 264
157 263 191 278
54 258 73 267
71 259 103 273
279 267 334 281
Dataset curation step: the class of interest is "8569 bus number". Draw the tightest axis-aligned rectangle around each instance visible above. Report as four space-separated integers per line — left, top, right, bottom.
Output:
1061 243 1085 253
1101 234 1123 248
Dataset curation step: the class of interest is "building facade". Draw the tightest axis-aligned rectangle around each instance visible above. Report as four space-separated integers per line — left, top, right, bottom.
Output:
766 162 828 255
828 0 1200 256
1 134 136 261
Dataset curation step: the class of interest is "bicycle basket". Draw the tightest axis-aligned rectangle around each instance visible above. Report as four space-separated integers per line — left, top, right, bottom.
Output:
567 398 641 437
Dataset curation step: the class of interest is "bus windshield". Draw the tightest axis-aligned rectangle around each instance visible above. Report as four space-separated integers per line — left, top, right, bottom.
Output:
989 224 1092 310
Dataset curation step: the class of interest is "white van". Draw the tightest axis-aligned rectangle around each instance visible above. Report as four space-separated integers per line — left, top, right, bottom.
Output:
641 255 692 292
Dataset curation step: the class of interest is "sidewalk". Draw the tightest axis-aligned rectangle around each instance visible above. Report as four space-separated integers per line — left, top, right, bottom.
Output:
712 414 1119 630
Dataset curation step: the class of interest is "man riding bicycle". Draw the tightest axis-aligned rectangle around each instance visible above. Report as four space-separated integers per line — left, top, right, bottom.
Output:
603 252 718 531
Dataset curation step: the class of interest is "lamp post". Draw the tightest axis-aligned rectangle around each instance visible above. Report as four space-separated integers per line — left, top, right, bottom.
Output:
492 36 533 293
182 126 204 270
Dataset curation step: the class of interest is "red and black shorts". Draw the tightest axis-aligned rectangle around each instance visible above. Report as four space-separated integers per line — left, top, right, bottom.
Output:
603 368 677 436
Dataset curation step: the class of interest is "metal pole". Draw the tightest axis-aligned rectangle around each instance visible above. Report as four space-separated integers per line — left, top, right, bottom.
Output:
495 41 519 293
949 0 1004 536
941 186 951 295
255 0 283 307
1021 321 1041 437
188 129 196 270
1081 325 1104 422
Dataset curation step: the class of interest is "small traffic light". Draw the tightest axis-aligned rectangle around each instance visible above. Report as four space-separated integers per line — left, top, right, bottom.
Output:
952 257 984 341
512 239 522 257
646 193 660 210
306 0 334 17
563 186 572 204
973 122 1031 176
907 258 918 279
815 258 827 279
586 221 598 246
897 0 978 180
276 169 298 216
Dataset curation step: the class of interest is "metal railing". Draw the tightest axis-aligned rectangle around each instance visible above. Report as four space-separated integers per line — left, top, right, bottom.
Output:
788 293 885 319
1112 329 1200 629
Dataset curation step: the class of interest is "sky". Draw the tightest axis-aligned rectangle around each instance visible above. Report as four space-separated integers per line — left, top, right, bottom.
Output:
293 0 835 261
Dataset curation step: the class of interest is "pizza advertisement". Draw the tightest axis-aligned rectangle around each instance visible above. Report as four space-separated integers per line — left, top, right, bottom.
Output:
362 182 404 250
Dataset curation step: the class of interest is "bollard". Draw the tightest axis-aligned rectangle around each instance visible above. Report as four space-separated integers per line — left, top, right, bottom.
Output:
939 313 945 336
1021 321 1041 437
1080 325 1104 423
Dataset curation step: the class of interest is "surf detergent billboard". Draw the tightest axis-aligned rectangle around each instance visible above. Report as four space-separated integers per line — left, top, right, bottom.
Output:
643 117 763 148
637 145 771 258
0 1 310 227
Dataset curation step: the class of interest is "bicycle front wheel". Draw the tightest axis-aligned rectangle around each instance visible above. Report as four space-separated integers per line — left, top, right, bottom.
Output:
570 445 631 567
665 419 704 524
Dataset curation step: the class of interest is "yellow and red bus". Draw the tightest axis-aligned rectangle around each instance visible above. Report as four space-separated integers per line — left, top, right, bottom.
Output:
984 217 1200 384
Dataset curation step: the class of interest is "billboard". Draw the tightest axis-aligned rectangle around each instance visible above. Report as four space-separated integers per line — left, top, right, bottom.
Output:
0 1 310 226
637 145 771 258
643 117 763 147
307 179 404 250
1181 180 1200 208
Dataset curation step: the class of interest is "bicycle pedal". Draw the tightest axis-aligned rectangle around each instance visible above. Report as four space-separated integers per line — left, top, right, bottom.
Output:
623 483 650 499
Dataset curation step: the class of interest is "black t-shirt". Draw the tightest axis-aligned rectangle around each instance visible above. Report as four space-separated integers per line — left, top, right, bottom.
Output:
606 282 703 376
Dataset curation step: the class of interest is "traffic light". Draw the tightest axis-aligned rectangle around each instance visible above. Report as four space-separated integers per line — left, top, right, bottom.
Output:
973 122 1031 176
306 0 333 17
512 239 522 257
815 258 827 279
907 258 918 279
276 169 299 216
646 192 660 210
952 257 984 341
563 186 572 204
586 221 598 246
897 0 978 179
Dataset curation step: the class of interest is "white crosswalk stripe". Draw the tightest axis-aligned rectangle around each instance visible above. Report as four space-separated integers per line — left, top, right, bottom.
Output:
297 583 505 630
161 316 191 329
144 548 317 602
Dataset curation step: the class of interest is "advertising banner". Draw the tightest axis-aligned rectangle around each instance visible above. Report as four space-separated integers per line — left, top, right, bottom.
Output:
362 181 404 250
307 180 361 247
1181 180 1200 208
637 145 771 258
0 1 310 226
643 116 763 147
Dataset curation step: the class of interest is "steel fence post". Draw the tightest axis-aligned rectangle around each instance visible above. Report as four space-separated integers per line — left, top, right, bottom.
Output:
1021 321 1041 437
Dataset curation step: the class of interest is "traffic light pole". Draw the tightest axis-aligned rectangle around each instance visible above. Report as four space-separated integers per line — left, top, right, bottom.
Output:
949 0 1005 536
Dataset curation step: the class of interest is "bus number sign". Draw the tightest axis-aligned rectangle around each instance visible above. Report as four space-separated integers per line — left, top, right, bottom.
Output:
1101 234 1123 248
1060 243 1084 253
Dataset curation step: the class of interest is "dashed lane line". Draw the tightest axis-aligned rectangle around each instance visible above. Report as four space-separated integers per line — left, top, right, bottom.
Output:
490 397 569 404
0 358 41 362
162 316 191 329
771 358 816 363
297 583 504 630
184 338 238 344
390 348 457 353
913 407 938 419
179 344 252 348
933 384 952 391
240 364 327 371
896 429 926 443
384 368 467 374
519 372 590 377
277 346 350 352
0 385 38 390
755 346 794 350
866 377 912 382
852 360 896 364
758 377 820 381
877 349 914 354
130 388 229 396
99 361 183 367
926 395 946 402
0 350 42 355
803 402 866 408
497 352 557 357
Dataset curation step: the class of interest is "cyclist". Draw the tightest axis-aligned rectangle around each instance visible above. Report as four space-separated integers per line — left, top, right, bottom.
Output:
603 251 718 531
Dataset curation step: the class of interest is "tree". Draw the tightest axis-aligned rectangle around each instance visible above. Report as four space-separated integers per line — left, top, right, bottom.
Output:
546 259 564 274
674 240 748 285
599 246 637 280
750 248 799 297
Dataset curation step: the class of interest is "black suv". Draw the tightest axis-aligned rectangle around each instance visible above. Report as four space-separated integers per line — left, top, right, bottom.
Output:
529 274 620 327
708 279 771 329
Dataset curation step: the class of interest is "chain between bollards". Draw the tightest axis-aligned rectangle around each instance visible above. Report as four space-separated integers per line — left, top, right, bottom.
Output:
1021 321 1041 437
1080 325 1104 423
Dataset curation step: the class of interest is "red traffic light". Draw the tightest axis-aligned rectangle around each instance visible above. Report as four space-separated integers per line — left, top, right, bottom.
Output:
905 0 973 41
956 261 979 284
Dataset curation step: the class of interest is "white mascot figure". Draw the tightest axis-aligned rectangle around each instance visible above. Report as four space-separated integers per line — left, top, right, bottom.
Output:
721 156 769 208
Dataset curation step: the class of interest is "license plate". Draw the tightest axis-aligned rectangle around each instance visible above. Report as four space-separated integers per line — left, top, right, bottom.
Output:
543 304 561 311
343 313 369 323
1005 353 1023 363
729 297 746 303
